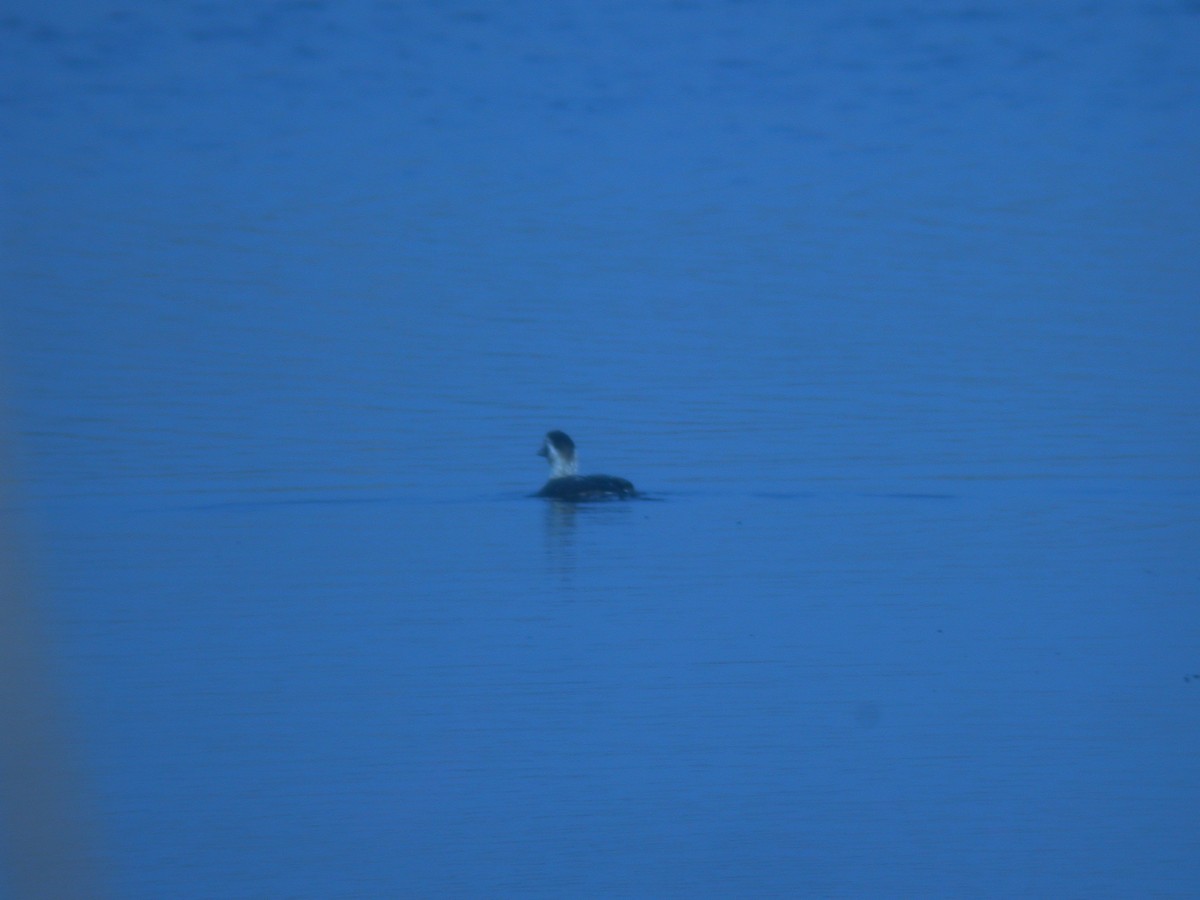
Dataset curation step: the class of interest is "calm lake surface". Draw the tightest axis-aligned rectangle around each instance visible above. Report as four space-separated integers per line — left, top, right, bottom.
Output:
2 2 1199 897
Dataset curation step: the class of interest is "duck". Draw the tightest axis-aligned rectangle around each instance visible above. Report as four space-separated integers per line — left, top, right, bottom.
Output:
536 430 637 501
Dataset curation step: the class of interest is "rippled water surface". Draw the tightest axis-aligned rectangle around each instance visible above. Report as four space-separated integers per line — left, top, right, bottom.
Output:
3 2 1199 897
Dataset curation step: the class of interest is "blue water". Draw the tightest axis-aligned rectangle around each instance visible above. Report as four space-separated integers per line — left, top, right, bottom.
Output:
3 2 1199 897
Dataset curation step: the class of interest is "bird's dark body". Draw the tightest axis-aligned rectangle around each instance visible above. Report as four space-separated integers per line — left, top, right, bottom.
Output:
537 474 638 502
